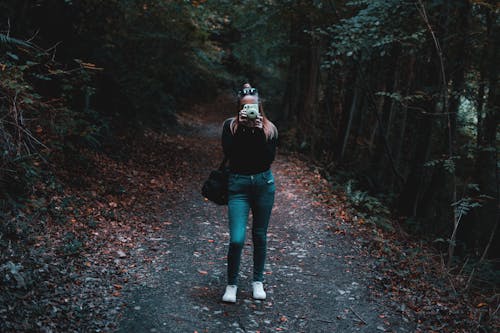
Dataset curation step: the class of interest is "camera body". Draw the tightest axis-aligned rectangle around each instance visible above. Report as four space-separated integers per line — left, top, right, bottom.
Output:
242 104 260 119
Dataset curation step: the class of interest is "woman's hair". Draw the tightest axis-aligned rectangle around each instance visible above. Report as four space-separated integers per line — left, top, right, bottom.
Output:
230 85 278 140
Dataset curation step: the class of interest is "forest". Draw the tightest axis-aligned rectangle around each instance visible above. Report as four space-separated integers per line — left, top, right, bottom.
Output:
1 0 499 332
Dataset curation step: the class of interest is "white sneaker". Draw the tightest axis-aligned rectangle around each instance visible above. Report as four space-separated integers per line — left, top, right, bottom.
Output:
222 285 237 303
252 281 266 300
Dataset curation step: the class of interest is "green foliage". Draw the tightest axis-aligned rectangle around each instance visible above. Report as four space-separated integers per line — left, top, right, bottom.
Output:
320 0 425 67
345 180 394 231
424 156 460 174
375 91 428 104
451 197 482 219
0 33 35 49
0 37 101 206
72 0 228 123
1 0 237 205
197 0 298 110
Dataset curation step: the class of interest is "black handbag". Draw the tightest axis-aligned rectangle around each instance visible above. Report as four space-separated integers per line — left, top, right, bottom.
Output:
201 156 229 205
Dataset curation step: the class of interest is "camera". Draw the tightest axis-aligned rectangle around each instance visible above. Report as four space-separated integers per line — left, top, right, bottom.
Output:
242 104 259 119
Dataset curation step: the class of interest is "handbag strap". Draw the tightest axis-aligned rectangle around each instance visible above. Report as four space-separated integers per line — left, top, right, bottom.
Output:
218 155 228 171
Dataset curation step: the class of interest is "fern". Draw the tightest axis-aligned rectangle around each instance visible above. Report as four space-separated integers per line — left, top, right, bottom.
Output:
0 34 34 49
452 197 482 220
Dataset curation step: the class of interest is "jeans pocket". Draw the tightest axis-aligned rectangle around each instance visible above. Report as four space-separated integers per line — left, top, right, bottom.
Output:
264 175 276 193
263 172 274 185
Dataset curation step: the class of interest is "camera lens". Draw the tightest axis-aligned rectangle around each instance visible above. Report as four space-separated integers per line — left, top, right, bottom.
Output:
247 110 257 119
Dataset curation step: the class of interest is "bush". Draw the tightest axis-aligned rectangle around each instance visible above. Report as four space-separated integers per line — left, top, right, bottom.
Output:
0 34 102 207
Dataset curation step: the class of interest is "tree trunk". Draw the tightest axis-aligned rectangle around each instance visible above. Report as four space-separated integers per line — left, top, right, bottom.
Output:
302 39 322 158
280 10 305 130
339 76 361 163
393 56 416 186
280 2 314 149
474 9 500 257
398 48 440 216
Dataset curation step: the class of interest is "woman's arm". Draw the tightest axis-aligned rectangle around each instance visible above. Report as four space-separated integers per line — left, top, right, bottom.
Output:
221 118 234 157
264 136 277 165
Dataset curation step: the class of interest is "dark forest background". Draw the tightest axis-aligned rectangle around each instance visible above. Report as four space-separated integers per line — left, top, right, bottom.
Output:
1 0 499 328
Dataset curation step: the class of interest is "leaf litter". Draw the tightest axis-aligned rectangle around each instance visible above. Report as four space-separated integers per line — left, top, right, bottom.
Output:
1 96 498 332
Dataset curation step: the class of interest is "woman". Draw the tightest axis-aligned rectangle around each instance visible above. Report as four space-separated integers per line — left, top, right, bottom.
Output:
221 84 278 303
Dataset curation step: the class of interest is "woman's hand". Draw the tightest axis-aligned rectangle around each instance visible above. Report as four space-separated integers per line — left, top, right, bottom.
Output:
238 109 248 123
253 115 263 129
239 110 263 129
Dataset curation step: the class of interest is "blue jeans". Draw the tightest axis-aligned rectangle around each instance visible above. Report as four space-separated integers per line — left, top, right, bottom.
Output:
227 169 276 285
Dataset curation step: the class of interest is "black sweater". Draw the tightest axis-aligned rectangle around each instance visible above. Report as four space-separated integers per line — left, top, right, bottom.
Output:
221 118 277 175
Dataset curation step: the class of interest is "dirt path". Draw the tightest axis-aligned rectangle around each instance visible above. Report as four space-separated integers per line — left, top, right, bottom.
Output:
114 101 415 333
